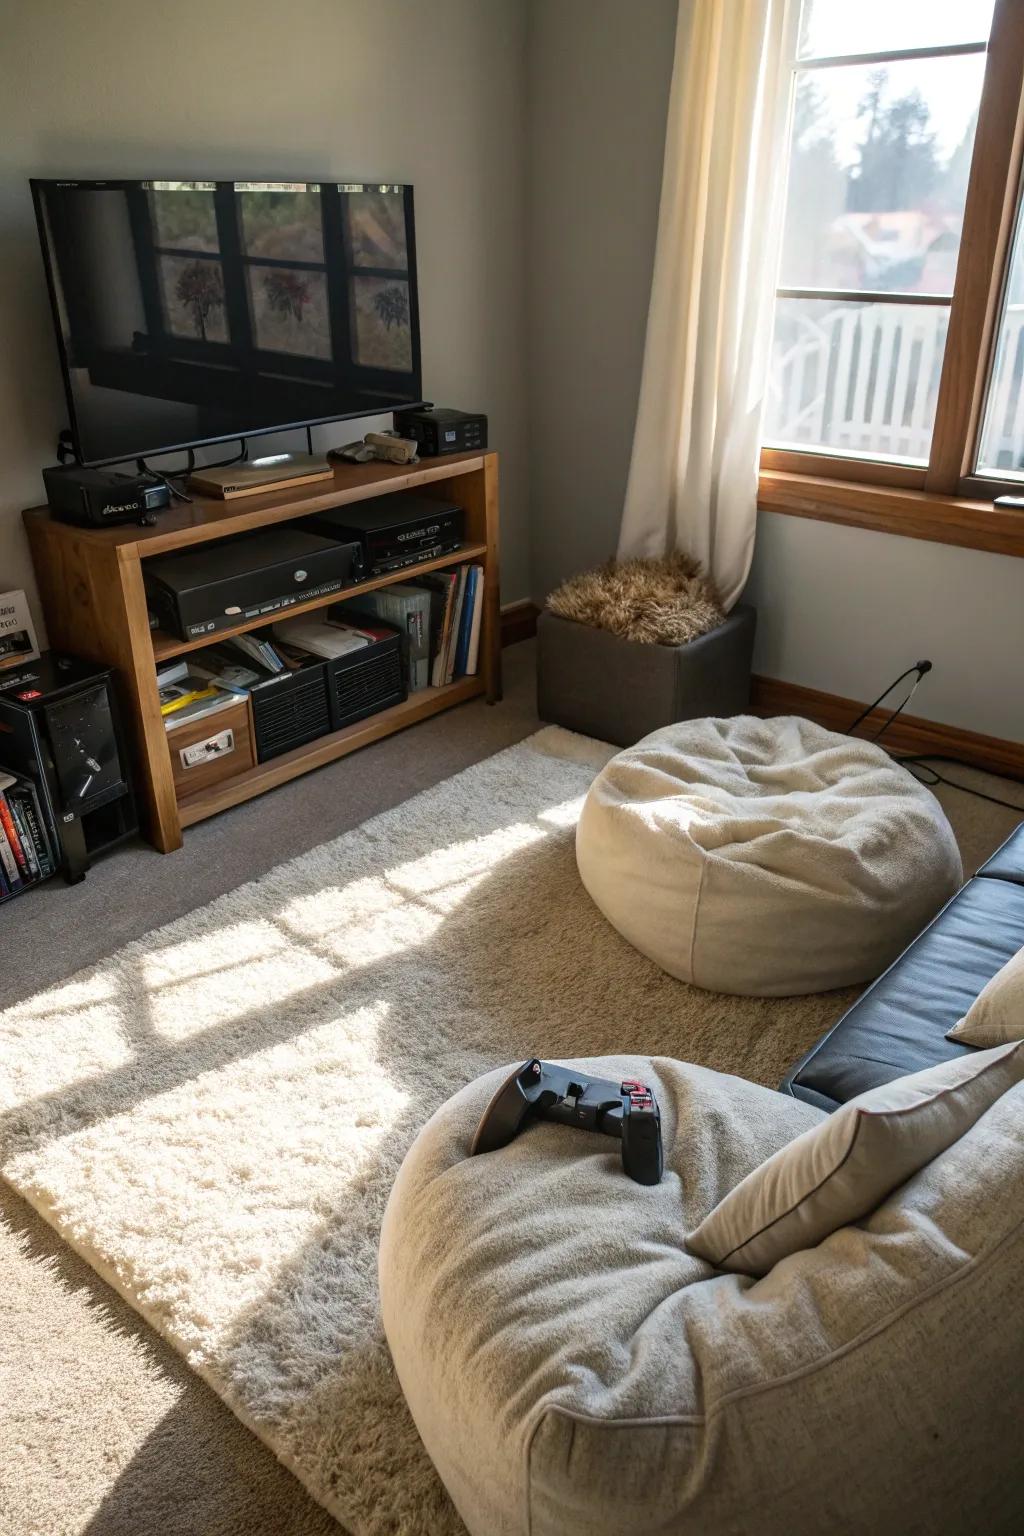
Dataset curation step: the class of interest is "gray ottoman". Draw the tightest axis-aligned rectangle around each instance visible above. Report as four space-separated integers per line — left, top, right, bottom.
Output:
537 603 756 746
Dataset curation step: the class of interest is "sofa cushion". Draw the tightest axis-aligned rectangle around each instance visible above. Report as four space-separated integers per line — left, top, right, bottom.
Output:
688 1040 1024 1275
948 945 1024 1048
782 876 1024 1109
976 822 1024 885
380 1055 1024 1536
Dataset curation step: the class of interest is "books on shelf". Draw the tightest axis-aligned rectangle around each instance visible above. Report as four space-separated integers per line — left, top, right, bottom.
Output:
333 584 433 691
0 769 56 900
272 616 389 661
156 660 246 734
407 563 484 688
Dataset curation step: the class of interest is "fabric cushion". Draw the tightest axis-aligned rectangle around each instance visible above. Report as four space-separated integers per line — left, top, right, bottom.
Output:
947 946 1024 1047
688 1039 1024 1275
380 1054 1024 1536
575 715 962 996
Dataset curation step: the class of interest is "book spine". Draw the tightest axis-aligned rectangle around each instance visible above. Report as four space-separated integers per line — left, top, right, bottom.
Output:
430 577 456 688
10 782 56 879
454 568 476 678
446 568 468 685
466 566 484 676
0 792 30 882
8 796 40 879
0 817 21 890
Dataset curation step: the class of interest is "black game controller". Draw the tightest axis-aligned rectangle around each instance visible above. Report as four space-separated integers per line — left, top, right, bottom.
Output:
470 1059 664 1185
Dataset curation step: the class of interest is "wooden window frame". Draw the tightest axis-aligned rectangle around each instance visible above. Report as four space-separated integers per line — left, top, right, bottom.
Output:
758 0 1024 557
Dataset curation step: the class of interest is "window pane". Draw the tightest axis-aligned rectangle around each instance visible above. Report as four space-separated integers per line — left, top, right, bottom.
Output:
247 266 331 358
238 186 325 263
764 297 949 463
779 54 985 293
798 0 994 60
149 184 219 253
158 255 228 342
345 190 409 271
350 277 413 370
977 208 1024 478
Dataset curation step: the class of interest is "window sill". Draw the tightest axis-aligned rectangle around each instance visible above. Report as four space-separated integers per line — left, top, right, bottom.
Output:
757 469 1024 558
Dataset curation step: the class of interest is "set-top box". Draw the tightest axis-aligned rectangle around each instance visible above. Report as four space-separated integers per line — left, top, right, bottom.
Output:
144 529 364 641
301 492 464 578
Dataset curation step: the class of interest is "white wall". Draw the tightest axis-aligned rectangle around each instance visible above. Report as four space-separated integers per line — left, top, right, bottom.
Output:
746 514 1024 740
0 0 530 637
525 0 1024 743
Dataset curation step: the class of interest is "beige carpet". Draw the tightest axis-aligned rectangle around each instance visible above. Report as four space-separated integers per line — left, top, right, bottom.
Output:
0 719 1020 1536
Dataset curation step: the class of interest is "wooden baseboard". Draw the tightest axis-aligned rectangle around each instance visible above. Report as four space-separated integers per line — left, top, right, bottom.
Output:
751 675 1024 781
500 600 540 646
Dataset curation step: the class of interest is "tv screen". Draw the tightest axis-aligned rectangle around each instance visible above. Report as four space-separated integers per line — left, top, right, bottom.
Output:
32 178 422 467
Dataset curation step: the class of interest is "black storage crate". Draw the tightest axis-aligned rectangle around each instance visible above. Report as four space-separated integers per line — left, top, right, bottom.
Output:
328 631 406 729
250 661 332 763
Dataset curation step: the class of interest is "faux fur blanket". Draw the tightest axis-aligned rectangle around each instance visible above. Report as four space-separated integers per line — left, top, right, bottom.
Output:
546 554 723 646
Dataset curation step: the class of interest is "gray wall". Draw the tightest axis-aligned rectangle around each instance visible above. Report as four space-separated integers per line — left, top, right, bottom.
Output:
0 0 530 637
526 0 678 601
525 0 1023 742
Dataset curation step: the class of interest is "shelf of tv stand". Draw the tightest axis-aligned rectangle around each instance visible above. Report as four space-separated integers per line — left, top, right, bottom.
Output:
177 675 484 827
150 540 489 661
23 450 501 855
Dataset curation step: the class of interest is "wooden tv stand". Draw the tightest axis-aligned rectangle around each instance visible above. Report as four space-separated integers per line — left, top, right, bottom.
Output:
23 451 501 854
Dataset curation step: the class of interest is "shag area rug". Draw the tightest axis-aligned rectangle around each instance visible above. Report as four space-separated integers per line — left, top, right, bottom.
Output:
0 727 859 1536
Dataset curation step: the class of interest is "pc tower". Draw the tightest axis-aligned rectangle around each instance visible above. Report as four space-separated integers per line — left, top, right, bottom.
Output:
0 652 138 882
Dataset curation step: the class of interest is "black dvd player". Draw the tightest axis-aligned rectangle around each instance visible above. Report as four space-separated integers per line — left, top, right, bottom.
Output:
144 529 364 641
301 492 464 577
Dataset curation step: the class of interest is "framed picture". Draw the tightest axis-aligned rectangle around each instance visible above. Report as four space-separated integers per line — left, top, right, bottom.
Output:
0 591 41 670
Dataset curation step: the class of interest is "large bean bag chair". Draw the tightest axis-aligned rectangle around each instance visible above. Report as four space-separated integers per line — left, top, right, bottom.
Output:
379 1054 1024 1536
575 715 962 995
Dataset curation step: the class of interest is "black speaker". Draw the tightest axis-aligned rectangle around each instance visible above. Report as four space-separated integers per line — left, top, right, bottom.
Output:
0 652 138 882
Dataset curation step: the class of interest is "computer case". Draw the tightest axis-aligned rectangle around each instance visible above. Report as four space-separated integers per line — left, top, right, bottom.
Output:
0 652 138 882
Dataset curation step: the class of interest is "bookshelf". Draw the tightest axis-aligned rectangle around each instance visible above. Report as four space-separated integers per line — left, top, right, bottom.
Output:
23 451 501 854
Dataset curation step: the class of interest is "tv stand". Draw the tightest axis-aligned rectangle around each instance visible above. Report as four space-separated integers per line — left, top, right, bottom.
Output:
23 451 501 854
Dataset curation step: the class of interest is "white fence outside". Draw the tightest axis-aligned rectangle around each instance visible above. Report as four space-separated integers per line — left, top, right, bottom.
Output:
765 301 1024 469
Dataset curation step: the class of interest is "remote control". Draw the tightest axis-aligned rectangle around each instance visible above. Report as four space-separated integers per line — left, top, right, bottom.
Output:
470 1059 663 1185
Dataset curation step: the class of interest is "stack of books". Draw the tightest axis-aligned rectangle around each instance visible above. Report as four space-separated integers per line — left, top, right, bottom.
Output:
334 562 484 692
0 770 57 901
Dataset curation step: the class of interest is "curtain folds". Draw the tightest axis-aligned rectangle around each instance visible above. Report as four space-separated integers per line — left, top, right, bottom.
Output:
617 0 799 610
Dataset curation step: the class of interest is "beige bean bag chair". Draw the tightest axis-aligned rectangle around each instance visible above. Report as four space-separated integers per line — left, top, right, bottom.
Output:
575 715 962 995
380 1054 1024 1536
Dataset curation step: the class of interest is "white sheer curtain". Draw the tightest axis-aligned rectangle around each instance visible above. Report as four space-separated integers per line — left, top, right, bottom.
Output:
617 0 800 610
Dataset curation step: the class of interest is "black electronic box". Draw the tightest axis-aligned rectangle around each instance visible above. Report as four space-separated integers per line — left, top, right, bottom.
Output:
144 529 365 641
42 464 171 528
301 492 464 578
0 651 137 882
393 406 486 457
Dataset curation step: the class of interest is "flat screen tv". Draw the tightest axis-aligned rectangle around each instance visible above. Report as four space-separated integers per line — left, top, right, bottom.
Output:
31 178 422 467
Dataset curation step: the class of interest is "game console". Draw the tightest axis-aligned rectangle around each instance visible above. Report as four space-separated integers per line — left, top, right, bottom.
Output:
143 529 364 641
42 464 171 527
471 1058 664 1185
301 492 464 578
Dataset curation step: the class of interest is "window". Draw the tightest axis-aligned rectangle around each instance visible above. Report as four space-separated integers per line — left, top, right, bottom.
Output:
761 0 1024 527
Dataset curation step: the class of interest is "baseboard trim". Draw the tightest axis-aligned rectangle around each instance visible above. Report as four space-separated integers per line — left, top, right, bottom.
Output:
751 675 1024 781
500 600 540 647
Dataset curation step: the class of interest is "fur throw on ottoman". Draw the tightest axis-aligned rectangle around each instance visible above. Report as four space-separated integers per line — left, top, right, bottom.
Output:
546 554 724 646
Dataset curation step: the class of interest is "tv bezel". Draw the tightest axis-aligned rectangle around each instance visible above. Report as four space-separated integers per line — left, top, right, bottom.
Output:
30 176 425 469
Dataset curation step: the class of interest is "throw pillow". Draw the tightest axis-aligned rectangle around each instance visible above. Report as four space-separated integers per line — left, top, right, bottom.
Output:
946 946 1024 1048
685 1039 1024 1276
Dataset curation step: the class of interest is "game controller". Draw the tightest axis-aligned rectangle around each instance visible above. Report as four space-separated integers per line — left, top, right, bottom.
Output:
470 1059 664 1185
